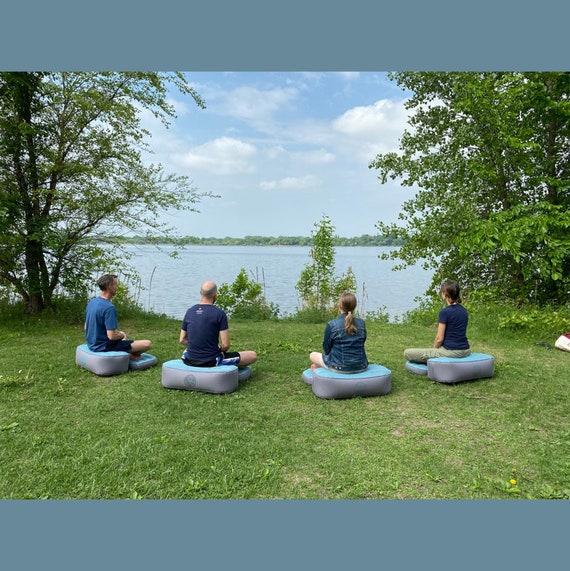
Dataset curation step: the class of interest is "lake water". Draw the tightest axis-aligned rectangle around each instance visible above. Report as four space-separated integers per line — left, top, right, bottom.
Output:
119 245 432 321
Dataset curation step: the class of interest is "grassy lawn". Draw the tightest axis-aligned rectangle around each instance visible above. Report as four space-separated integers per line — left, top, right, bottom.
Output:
1 305 569 499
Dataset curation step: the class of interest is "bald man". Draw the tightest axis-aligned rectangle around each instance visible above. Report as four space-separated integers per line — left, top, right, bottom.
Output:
179 280 257 368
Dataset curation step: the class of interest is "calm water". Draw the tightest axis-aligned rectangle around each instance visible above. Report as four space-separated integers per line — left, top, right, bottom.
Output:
120 245 432 321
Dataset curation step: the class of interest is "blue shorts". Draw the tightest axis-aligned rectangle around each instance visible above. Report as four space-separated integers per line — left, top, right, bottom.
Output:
104 339 134 352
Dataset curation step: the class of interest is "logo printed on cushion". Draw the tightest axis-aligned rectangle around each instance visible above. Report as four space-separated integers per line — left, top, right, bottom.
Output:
184 374 197 388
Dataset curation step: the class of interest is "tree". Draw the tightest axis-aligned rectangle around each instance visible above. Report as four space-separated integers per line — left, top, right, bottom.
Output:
0 71 210 313
296 215 356 311
369 72 570 306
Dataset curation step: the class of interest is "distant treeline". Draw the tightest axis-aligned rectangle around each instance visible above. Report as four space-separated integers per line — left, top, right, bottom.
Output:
114 234 404 247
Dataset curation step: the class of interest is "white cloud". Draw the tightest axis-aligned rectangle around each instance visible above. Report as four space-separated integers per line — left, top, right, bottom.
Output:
217 85 299 130
331 98 409 161
259 175 321 191
265 145 335 164
334 99 407 139
174 136 257 175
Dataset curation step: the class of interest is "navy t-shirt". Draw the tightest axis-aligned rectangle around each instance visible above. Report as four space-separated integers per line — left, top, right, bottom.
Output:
439 303 469 350
181 304 229 361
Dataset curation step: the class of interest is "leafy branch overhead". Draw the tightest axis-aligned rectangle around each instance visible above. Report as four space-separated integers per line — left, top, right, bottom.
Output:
370 72 570 306
0 72 212 313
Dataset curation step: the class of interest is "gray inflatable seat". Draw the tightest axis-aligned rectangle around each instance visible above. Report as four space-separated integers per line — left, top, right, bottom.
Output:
76 344 130 376
76 344 157 376
162 359 252 394
128 352 158 371
302 364 392 399
426 353 494 383
405 361 428 375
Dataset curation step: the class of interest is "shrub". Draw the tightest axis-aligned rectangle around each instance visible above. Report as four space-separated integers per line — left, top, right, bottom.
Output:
217 269 280 320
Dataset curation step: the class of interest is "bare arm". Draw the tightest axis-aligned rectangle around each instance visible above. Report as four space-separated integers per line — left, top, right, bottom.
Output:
179 329 188 346
107 329 126 341
219 329 230 352
433 322 446 348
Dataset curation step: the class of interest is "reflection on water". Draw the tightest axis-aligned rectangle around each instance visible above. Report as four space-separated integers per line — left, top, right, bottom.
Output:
118 245 432 321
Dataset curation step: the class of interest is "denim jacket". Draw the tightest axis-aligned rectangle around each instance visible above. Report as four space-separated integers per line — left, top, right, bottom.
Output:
322 314 368 373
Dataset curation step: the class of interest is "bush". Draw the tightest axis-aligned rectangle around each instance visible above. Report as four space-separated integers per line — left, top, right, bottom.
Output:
217 269 280 321
365 306 391 324
497 303 570 337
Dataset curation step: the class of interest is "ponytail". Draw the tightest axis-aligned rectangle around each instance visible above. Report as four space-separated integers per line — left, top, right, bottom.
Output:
344 311 357 335
339 292 358 335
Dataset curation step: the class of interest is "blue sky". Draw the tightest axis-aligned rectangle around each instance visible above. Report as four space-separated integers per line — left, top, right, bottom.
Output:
142 72 416 238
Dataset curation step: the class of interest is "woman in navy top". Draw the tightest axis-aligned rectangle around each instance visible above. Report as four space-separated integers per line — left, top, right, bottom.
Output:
404 279 470 364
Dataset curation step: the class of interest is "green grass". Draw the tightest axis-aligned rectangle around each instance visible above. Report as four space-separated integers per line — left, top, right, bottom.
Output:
1 305 569 499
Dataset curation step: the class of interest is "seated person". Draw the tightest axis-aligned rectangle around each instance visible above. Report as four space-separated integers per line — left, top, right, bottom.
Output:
404 279 470 363
309 291 368 373
179 280 257 369
85 274 152 359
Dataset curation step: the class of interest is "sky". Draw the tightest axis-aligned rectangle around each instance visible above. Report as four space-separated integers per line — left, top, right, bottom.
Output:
141 72 416 239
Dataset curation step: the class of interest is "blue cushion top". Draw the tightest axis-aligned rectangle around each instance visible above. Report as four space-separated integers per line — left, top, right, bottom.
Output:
162 359 237 372
313 363 391 379
428 352 493 363
406 361 428 371
77 343 129 357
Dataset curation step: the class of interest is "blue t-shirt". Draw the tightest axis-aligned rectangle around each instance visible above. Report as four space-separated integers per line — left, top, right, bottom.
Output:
439 303 469 350
85 296 119 351
181 304 229 361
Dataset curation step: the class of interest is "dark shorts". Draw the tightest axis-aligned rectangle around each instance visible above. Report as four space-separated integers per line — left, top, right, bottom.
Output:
182 351 241 367
104 339 134 352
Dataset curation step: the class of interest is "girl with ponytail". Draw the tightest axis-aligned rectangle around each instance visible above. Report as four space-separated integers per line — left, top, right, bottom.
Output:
309 292 369 373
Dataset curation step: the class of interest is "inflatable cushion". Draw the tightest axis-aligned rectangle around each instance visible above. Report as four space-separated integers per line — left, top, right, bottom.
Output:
128 353 158 371
76 344 130 376
76 344 158 376
302 364 392 399
426 353 494 384
405 361 428 376
161 359 252 394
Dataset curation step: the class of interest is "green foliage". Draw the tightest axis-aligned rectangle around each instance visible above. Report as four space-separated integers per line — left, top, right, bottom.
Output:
114 233 404 247
371 72 570 306
0 71 211 314
296 215 358 313
402 293 570 339
217 268 279 320
287 306 339 324
497 304 570 337
364 306 391 324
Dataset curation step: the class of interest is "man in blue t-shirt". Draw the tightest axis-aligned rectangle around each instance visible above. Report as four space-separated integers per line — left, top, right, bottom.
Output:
179 280 257 369
85 274 152 358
